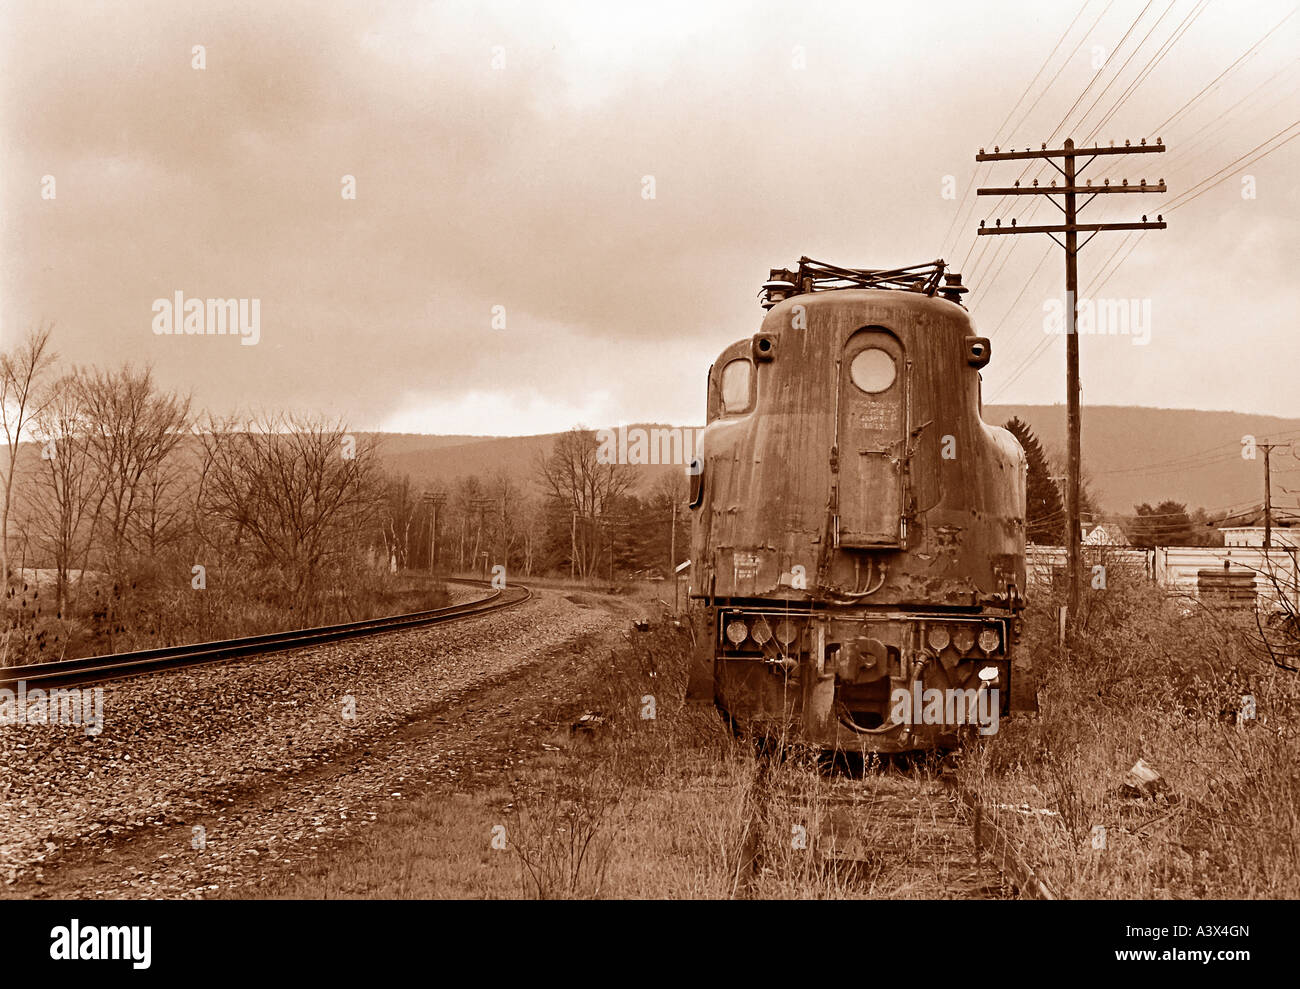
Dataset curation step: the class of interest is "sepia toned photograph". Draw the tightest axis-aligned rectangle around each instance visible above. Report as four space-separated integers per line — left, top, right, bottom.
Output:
1 0 1295 967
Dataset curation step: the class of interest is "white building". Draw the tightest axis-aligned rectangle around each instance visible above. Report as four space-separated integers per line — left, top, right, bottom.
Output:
1220 526 1300 549
1083 523 1130 546
1026 542 1300 612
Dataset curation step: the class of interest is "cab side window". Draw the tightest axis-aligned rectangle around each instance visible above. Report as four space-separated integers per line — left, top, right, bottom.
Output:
720 359 752 415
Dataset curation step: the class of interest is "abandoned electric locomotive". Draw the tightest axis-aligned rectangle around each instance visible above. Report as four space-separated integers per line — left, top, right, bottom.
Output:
685 258 1032 752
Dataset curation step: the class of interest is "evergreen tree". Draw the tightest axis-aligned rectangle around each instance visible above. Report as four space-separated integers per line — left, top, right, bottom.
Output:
1127 500 1196 547
1004 417 1065 545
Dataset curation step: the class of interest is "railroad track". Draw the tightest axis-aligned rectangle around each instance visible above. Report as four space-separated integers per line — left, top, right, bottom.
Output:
952 778 1059 899
737 746 1058 899
0 578 531 691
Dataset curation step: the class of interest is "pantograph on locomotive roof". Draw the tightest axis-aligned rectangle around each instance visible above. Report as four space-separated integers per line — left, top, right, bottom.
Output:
760 257 969 308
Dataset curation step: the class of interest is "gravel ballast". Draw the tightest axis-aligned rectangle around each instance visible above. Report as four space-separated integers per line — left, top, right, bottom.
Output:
0 587 622 896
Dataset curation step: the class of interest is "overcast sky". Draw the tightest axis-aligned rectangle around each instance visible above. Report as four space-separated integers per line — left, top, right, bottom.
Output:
3 0 1297 435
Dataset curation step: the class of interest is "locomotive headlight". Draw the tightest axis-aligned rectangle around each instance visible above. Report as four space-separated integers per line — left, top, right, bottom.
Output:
978 627 1001 653
775 620 800 645
725 620 749 646
952 626 977 653
751 618 773 645
926 626 951 652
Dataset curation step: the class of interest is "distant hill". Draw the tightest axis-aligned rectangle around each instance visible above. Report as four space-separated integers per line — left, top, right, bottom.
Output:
986 405 1300 517
368 405 1300 517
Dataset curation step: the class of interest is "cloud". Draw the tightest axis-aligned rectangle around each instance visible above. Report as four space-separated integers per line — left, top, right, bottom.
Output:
2 0 1298 429
381 387 615 436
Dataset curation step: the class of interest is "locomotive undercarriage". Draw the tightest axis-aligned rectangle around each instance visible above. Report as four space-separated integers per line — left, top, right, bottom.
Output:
690 603 1029 753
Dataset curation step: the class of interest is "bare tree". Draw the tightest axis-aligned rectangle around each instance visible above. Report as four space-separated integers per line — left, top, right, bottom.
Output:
484 470 526 570
535 427 632 579
28 375 102 613
197 412 379 594
379 473 419 570
74 364 192 577
131 458 196 559
1238 549 1300 672
452 474 488 573
0 325 57 587
649 470 689 575
516 495 544 577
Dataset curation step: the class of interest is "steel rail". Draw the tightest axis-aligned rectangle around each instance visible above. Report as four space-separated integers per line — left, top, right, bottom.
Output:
0 579 530 691
949 778 1060 900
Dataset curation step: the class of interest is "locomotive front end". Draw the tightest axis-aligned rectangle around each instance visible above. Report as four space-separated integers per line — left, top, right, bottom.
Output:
686 260 1031 753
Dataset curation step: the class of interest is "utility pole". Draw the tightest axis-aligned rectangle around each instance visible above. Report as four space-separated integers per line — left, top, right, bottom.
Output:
977 137 1168 623
499 492 507 571
1265 444 1273 551
466 497 495 578
1257 442 1288 550
423 492 445 575
607 516 616 585
669 501 678 612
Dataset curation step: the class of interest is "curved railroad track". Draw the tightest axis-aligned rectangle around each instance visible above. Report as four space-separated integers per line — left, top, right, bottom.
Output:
0 577 531 691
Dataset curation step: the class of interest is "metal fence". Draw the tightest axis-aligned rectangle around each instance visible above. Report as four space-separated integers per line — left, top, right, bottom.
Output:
1026 543 1300 611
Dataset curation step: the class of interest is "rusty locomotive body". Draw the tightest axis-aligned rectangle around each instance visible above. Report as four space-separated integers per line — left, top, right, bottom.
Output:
686 259 1032 752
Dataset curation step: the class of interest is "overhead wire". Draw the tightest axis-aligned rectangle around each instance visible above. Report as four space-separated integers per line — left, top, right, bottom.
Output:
937 0 1094 261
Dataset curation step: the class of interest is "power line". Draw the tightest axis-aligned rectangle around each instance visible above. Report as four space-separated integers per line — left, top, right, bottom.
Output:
1175 57 1300 149
987 113 1300 396
1152 5 1297 134
1164 118 1300 210
959 0 1130 268
1073 0 1181 140
1083 0 1214 142
961 0 1190 297
1049 0 1157 146
938 0 1093 260
975 7 1300 402
985 241 1054 335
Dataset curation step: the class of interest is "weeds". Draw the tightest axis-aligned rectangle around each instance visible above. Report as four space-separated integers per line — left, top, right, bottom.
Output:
499 619 953 899
2 561 448 663
960 549 1300 897
508 757 620 899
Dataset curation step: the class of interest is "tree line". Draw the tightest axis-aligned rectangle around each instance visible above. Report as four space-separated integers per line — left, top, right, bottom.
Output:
13 323 1243 632
0 327 691 642
378 427 689 583
1 328 383 637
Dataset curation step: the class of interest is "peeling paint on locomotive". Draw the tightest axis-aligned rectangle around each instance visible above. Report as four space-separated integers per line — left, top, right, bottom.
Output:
686 265 1032 753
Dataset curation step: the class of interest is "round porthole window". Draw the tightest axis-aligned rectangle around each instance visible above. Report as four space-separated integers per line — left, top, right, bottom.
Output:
849 347 896 393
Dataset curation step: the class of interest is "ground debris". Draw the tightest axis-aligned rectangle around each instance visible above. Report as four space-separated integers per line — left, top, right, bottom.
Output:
570 712 608 737
1121 758 1171 801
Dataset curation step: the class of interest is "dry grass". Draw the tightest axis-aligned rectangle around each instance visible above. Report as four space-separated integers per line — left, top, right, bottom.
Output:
246 790 523 899
1 564 449 663
237 563 1300 899
959 555 1300 898
256 610 977 900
